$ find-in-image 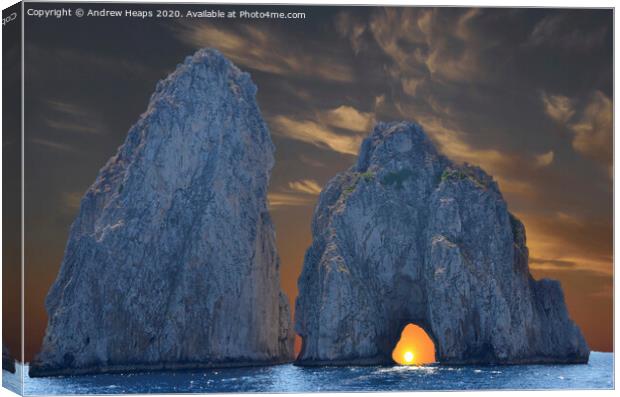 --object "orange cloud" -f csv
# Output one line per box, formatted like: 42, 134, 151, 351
288, 179, 322, 196
542, 90, 612, 173
569, 91, 612, 167
268, 179, 324, 210
268, 192, 315, 209
542, 93, 575, 124
271, 108, 366, 155
322, 105, 374, 132
534, 150, 554, 167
